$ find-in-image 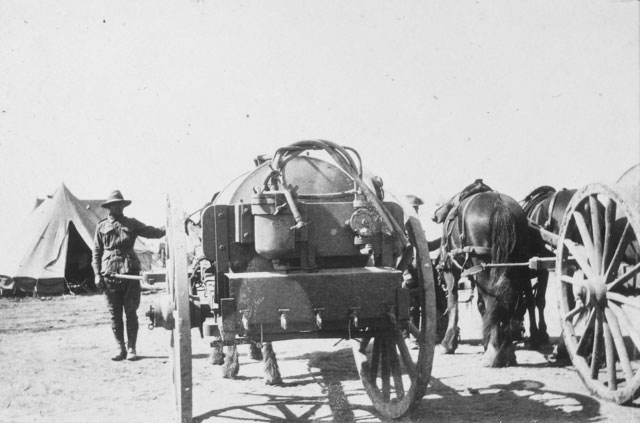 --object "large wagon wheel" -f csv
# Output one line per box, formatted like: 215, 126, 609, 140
351, 214, 436, 418
165, 195, 193, 423
556, 183, 640, 404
